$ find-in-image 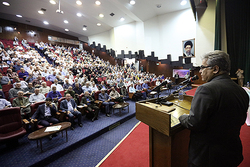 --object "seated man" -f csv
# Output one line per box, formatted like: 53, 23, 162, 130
29, 88, 46, 103
9, 82, 24, 99
25, 73, 35, 83
0, 73, 11, 85
46, 86, 62, 103
0, 98, 11, 109
74, 83, 84, 103
18, 68, 29, 79
82, 82, 93, 95
98, 88, 115, 117
39, 82, 51, 95
60, 93, 82, 130
136, 82, 147, 100
109, 87, 124, 103
12, 91, 31, 119
64, 86, 77, 103
32, 75, 43, 88
63, 79, 72, 90
23, 82, 35, 97
98, 81, 108, 90
51, 79, 64, 91
80, 91, 99, 122
129, 83, 144, 101
31, 98, 59, 127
